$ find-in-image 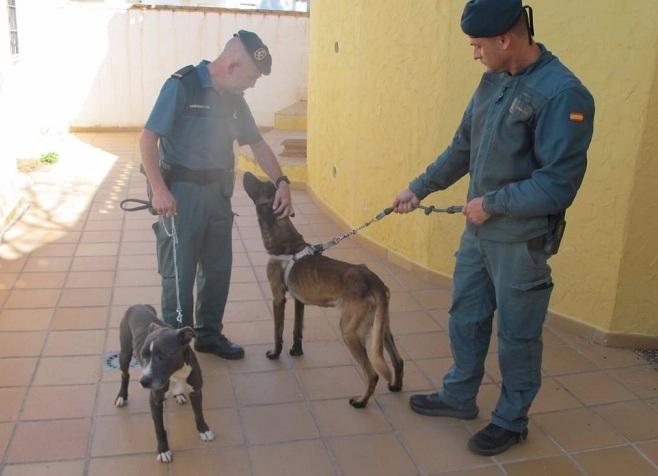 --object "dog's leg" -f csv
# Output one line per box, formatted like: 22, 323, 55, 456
290, 299, 304, 356
267, 293, 286, 359
384, 331, 404, 392
341, 311, 378, 408
187, 354, 214, 441
150, 387, 172, 463
115, 323, 133, 407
